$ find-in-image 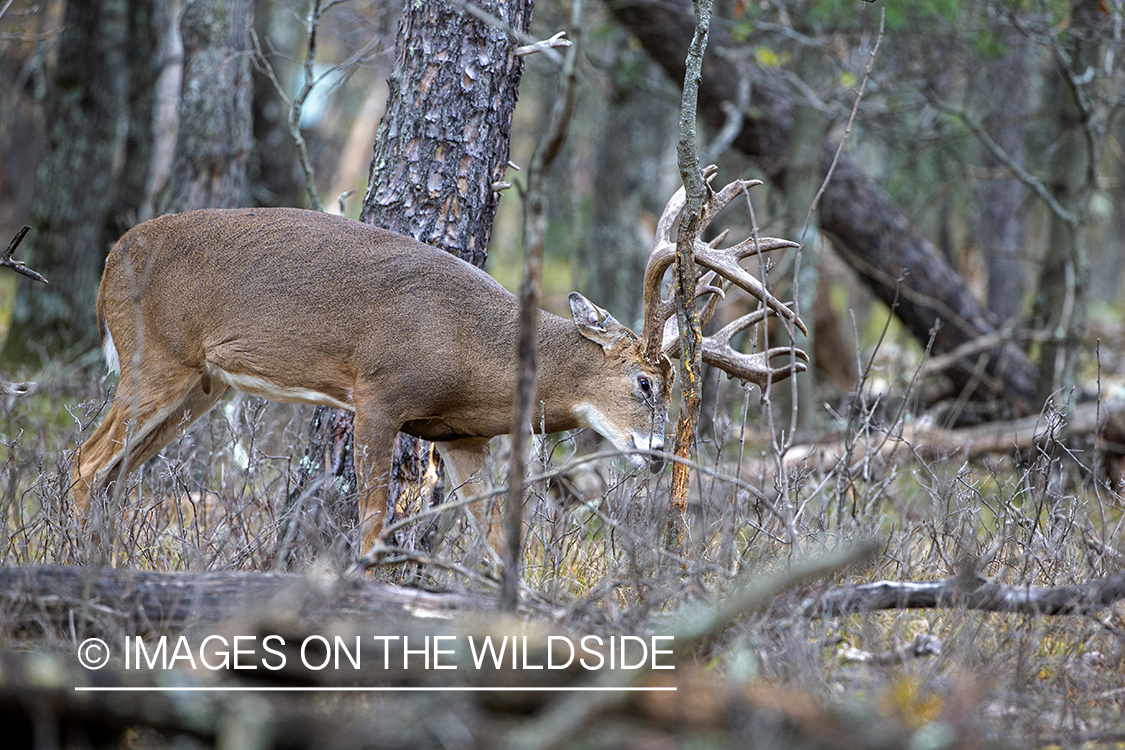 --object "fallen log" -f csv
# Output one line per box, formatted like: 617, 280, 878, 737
0, 565, 492, 639
805, 569, 1125, 618
757, 399, 1125, 478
